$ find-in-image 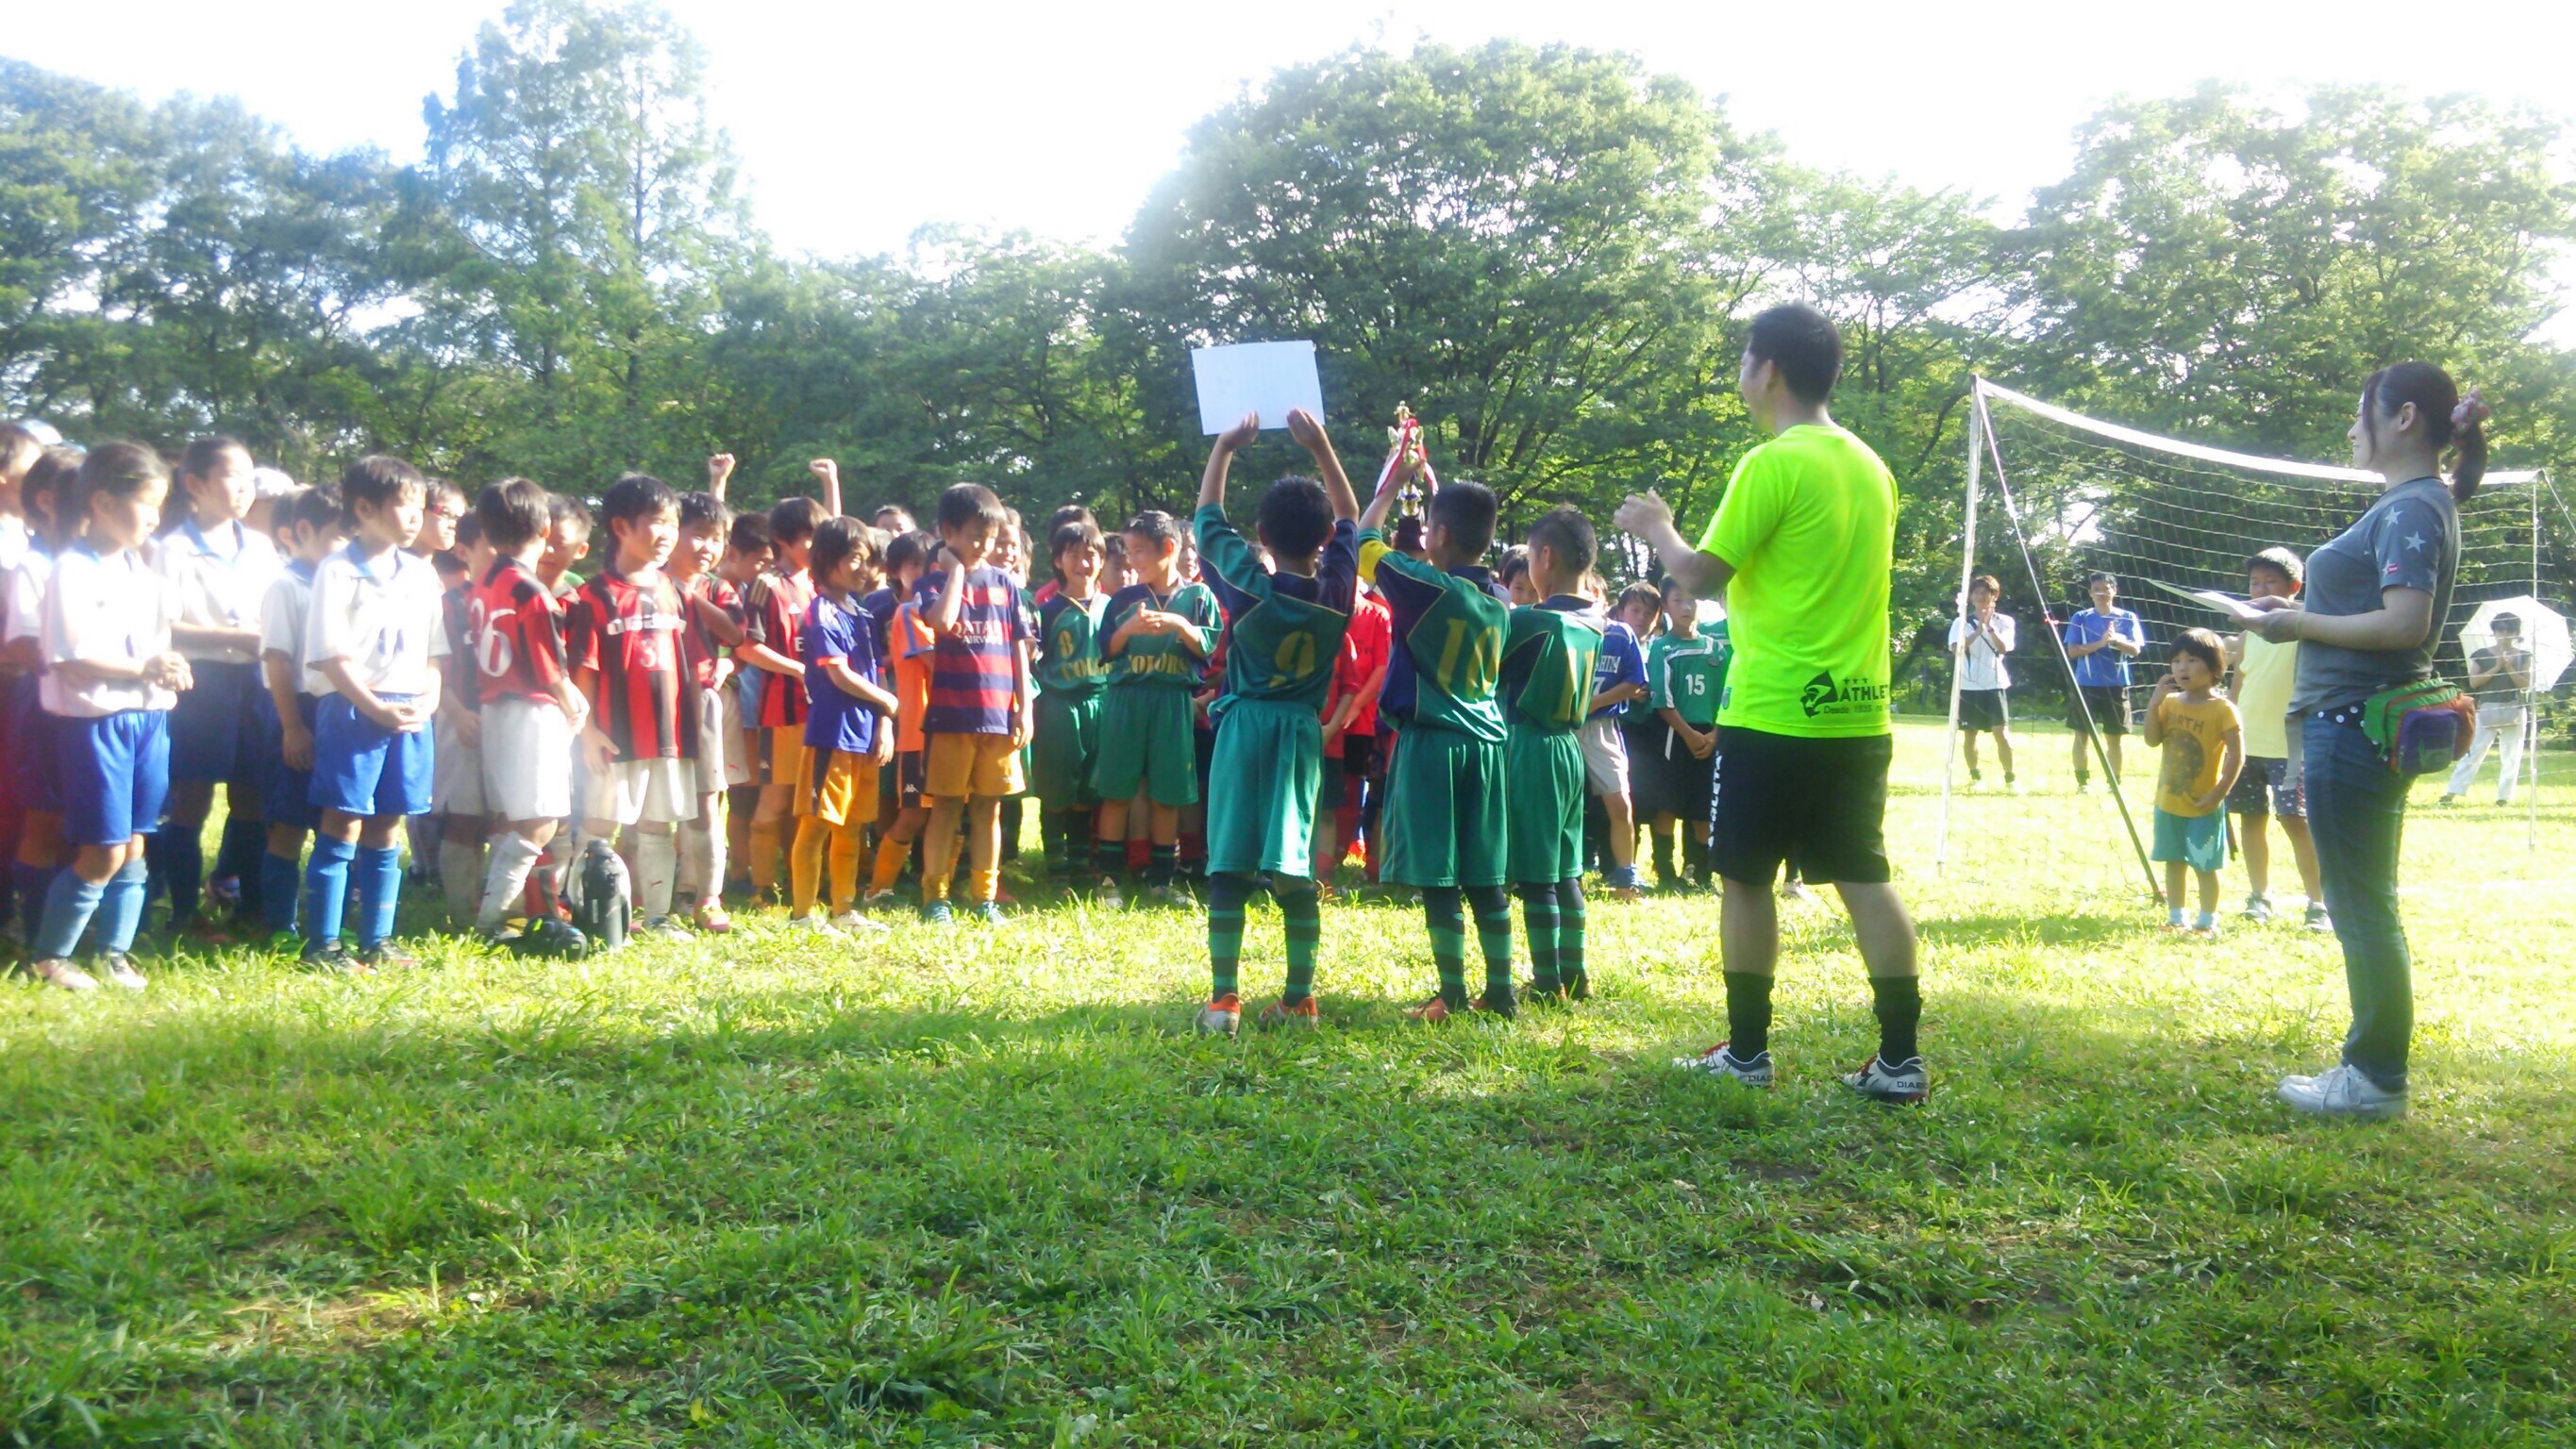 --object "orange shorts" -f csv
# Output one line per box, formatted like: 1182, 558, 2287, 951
797, 747, 880, 826
924, 732, 1025, 802
761, 725, 808, 790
